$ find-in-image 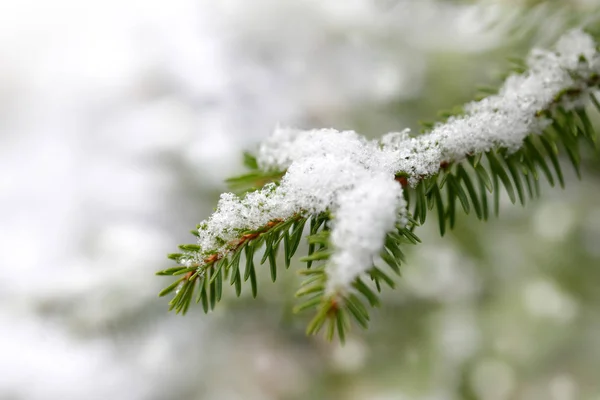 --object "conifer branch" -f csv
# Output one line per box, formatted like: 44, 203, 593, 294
158, 29, 600, 342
